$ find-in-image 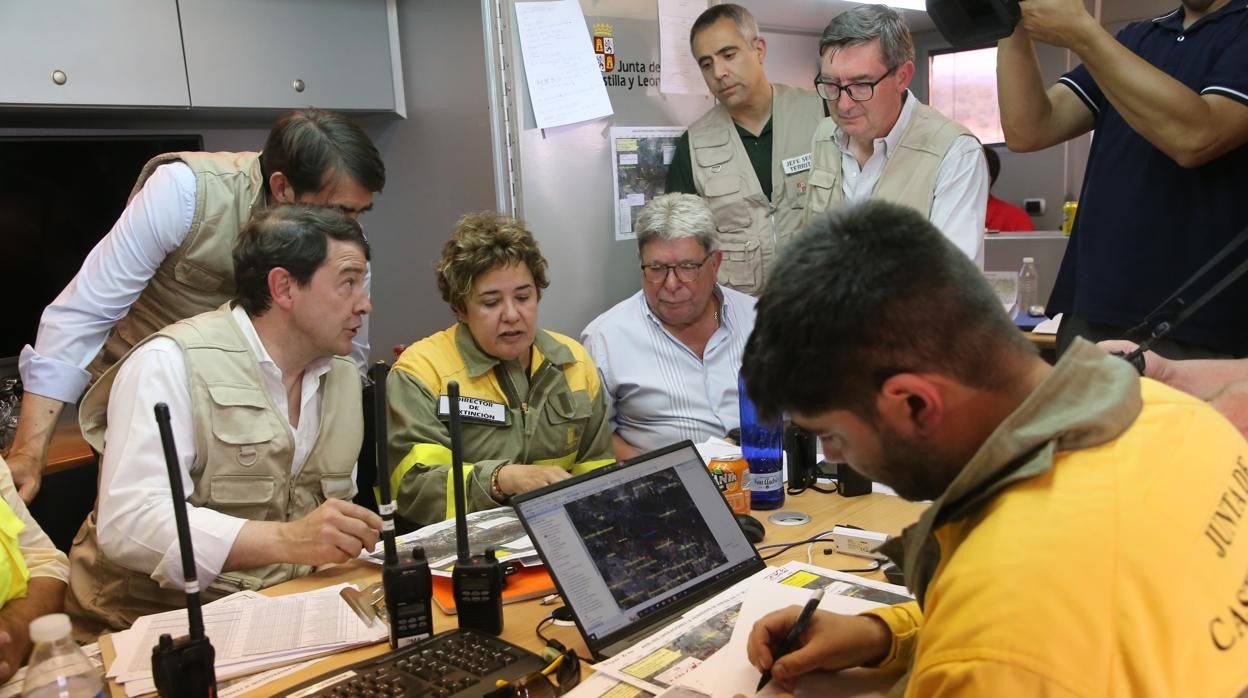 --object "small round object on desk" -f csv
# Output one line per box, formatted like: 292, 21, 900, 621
766, 511, 811, 526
